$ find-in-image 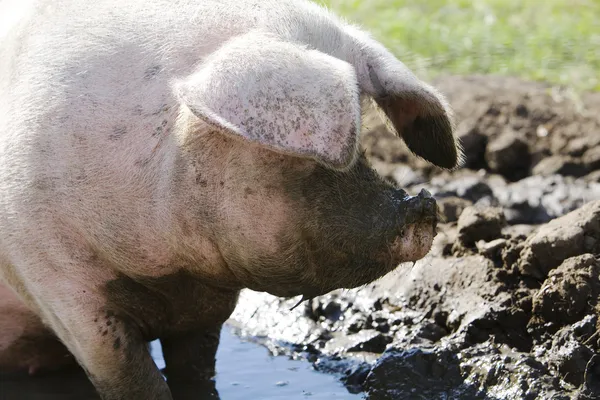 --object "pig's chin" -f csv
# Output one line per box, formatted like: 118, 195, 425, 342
386, 222, 436, 265
245, 221, 436, 299
339, 221, 437, 290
